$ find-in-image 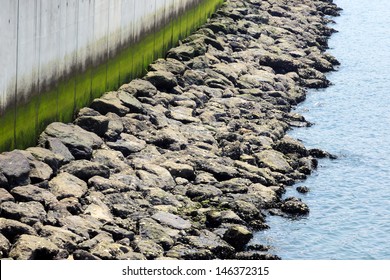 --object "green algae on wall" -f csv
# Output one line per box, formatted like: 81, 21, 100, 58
0, 0, 224, 152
